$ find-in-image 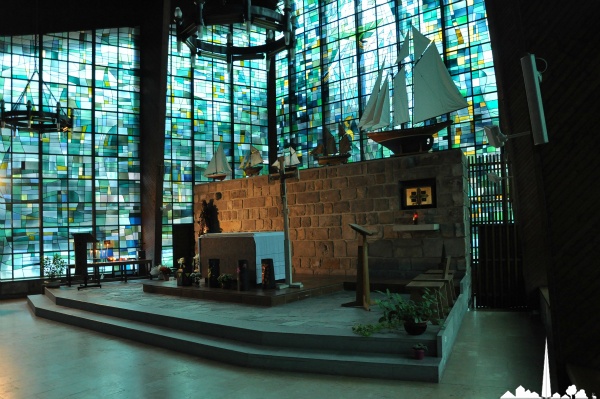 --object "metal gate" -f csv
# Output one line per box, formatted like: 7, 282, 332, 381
468, 154, 527, 309
473, 223, 526, 308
